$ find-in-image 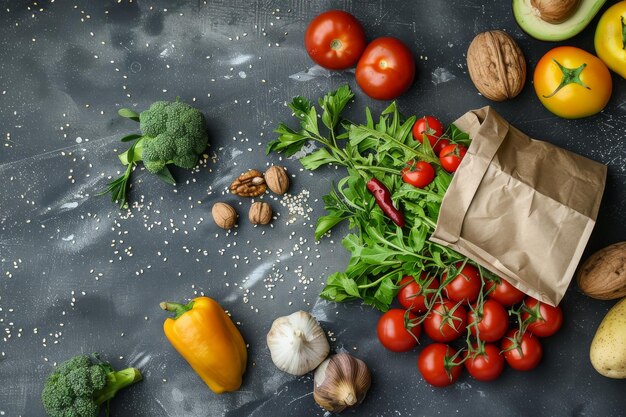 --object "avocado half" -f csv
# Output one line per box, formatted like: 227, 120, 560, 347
513, 0, 607, 41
